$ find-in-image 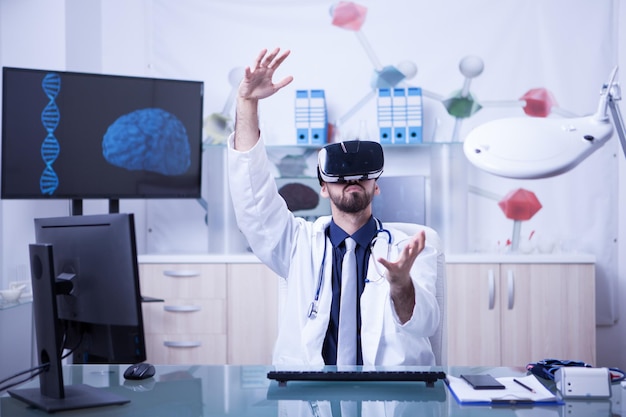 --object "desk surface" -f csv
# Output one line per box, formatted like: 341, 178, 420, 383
1, 365, 622, 416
